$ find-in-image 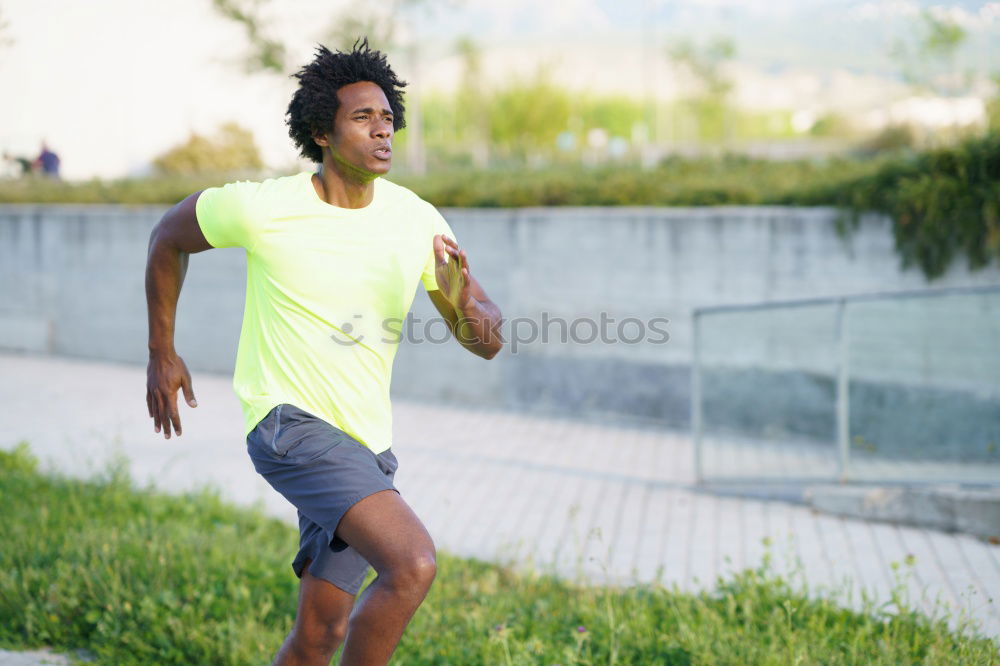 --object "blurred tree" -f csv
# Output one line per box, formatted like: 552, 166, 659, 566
210, 0, 443, 73
578, 97, 644, 141
153, 122, 263, 175
422, 88, 648, 168
809, 112, 855, 138
488, 68, 571, 163
988, 74, 1000, 132
666, 36, 735, 100
211, 0, 286, 74
890, 9, 968, 96
0, 5, 13, 49
322, 13, 396, 53
857, 124, 917, 156
454, 36, 490, 168
666, 36, 736, 143
319, 1, 442, 54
